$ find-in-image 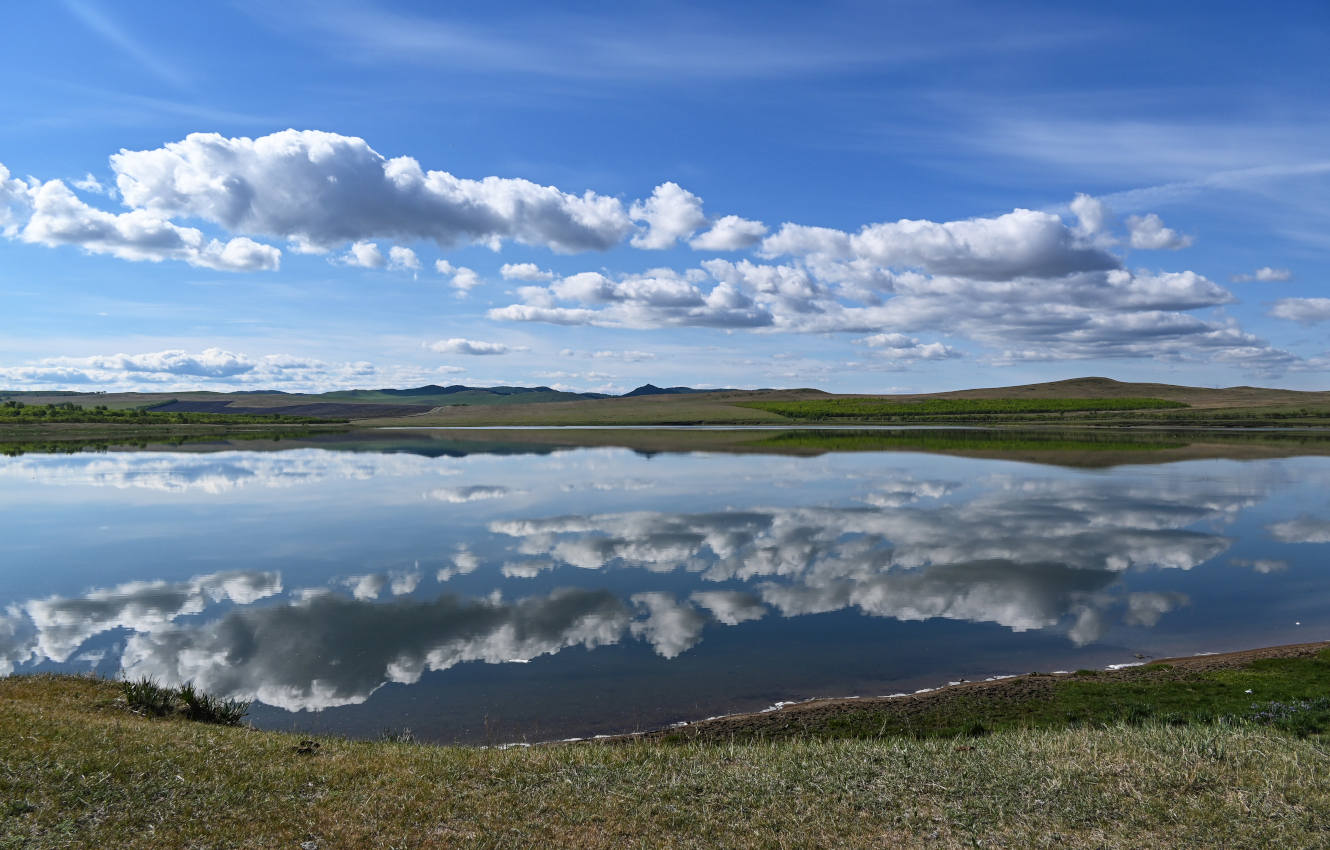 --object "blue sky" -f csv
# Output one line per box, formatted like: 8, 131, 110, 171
1, 0, 1327, 393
